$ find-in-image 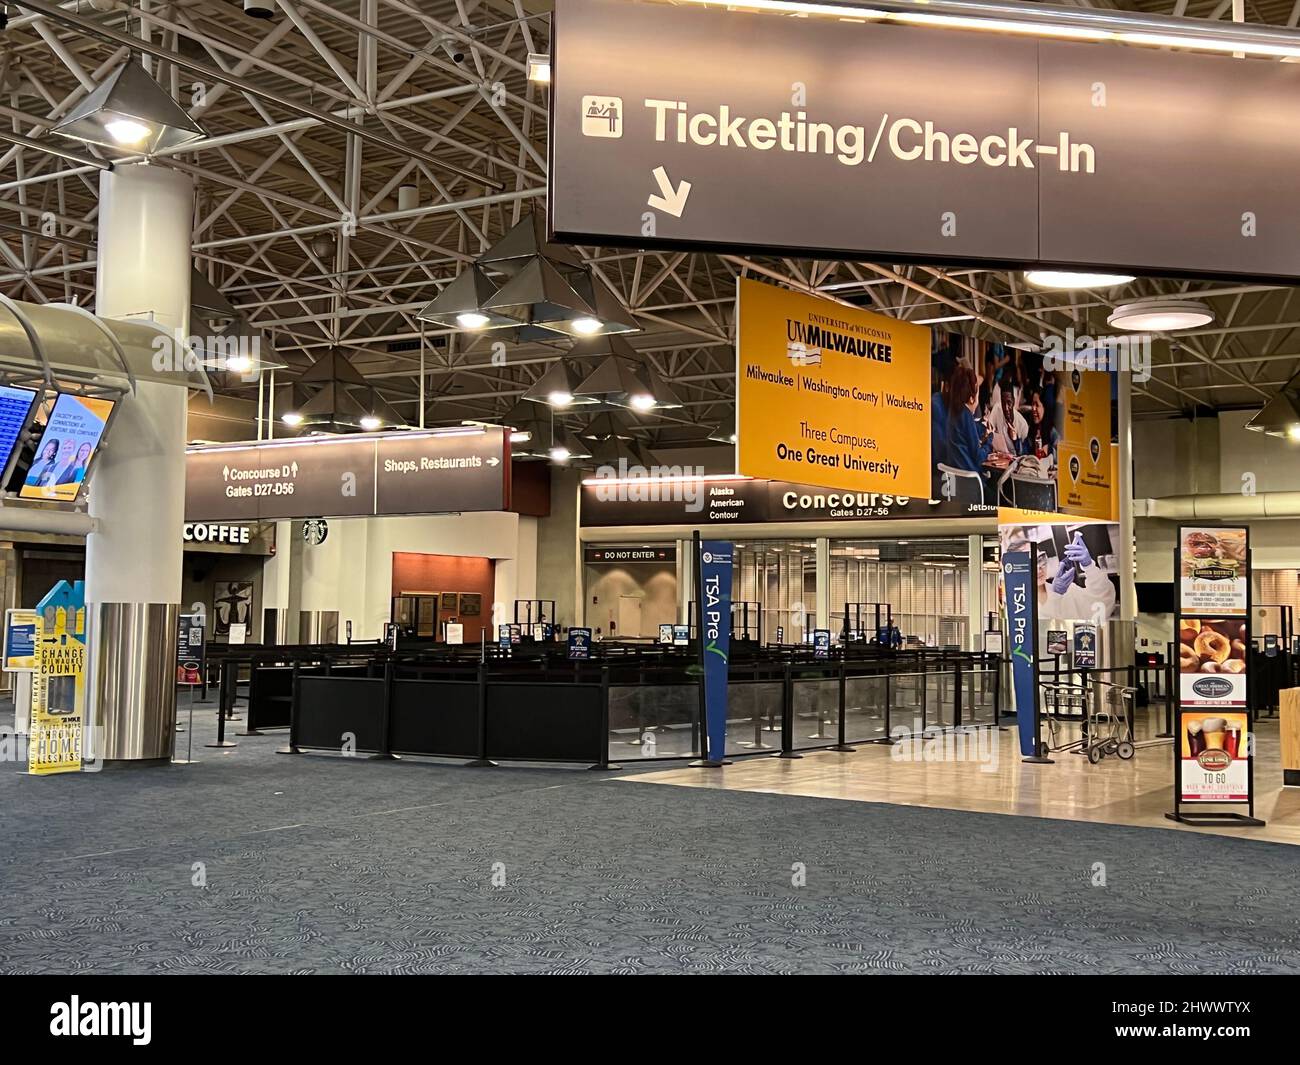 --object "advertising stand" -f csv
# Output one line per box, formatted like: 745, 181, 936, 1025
1167, 525, 1263, 827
